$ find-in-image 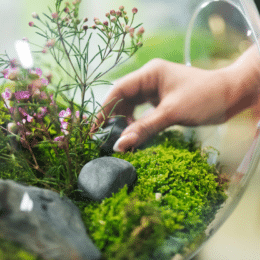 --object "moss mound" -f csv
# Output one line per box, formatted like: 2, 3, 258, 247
82, 131, 227, 259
